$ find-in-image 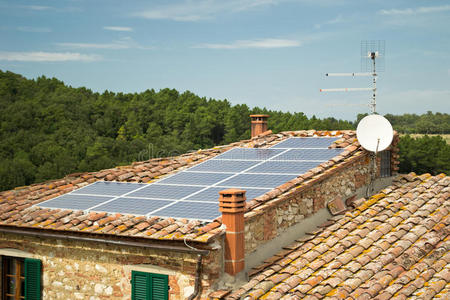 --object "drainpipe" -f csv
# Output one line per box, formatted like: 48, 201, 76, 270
187, 254, 203, 300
